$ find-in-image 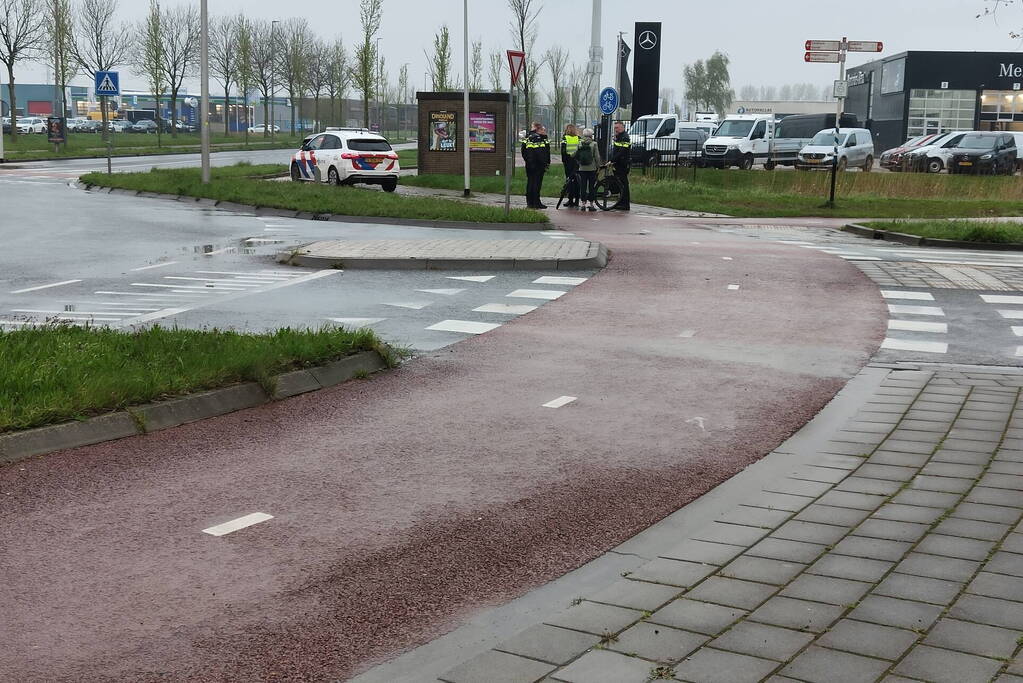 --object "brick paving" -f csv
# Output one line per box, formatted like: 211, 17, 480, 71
438, 363, 1023, 683
855, 261, 1023, 291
